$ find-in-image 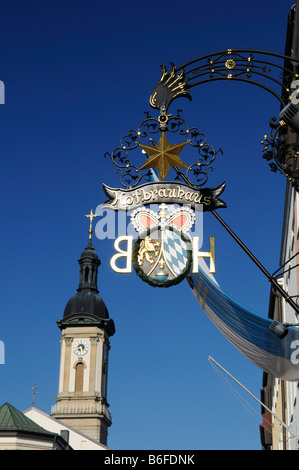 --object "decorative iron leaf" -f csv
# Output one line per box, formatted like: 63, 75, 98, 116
262, 151, 274, 162
269, 162, 278, 172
